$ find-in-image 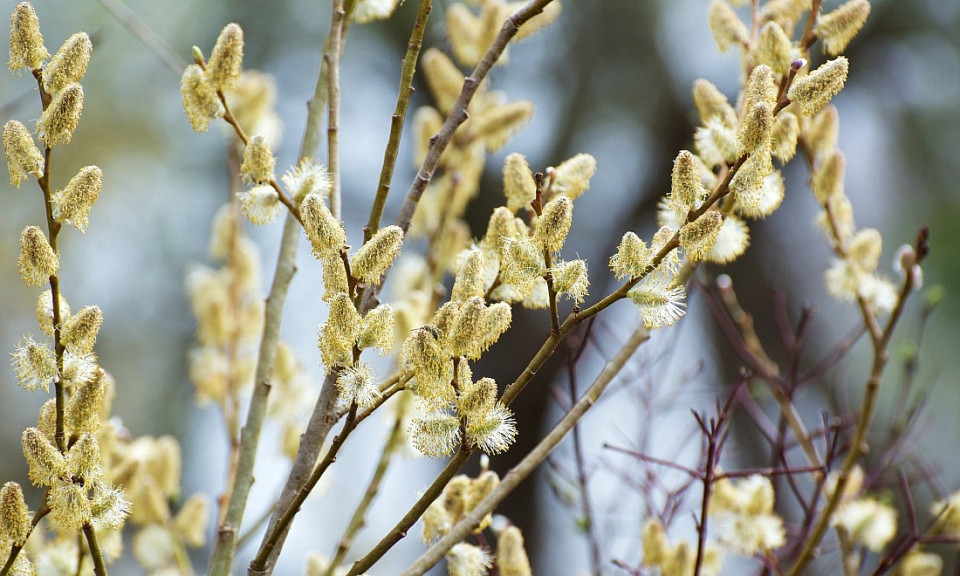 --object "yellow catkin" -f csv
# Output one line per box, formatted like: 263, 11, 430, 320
422, 48, 464, 114
3, 119, 43, 187
692, 79, 737, 127
788, 57, 849, 117
497, 526, 532, 576
17, 225, 58, 286
812, 150, 845, 204
36, 82, 83, 147
8, 2, 49, 71
180, 64, 223, 133
352, 225, 404, 284
66, 432, 100, 479
300, 193, 346, 258
805, 104, 839, 157
240, 134, 276, 184
754, 21, 794, 75
173, 494, 209, 548
65, 368, 106, 434
62, 304, 103, 353
737, 101, 773, 155
816, 0, 871, 56
205, 23, 244, 91
709, 0, 748, 52
358, 304, 395, 353
535, 195, 573, 253
609, 231, 651, 279
680, 211, 724, 261
0, 482, 30, 545
451, 249, 486, 303
42, 32, 92, 94
770, 112, 799, 162
472, 100, 535, 152
446, 4, 482, 66
503, 152, 536, 213
549, 153, 597, 199
670, 150, 703, 212
745, 64, 778, 109
52, 165, 103, 233
412, 106, 444, 167
21, 427, 65, 486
